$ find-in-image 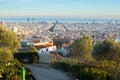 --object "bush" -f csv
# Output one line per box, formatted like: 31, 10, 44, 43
0, 59, 33, 80
93, 39, 120, 64
53, 62, 72, 72
52, 62, 114, 80
14, 52, 39, 64
0, 48, 13, 63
